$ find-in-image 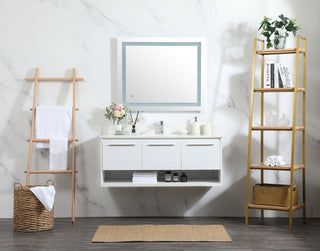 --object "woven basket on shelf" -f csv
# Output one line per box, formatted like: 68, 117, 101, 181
13, 180, 54, 232
253, 183, 298, 207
